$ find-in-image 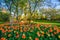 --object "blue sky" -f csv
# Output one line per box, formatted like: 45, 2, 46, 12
0, 0, 5, 8
51, 0, 60, 9
45, 0, 60, 8
0, 0, 60, 9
